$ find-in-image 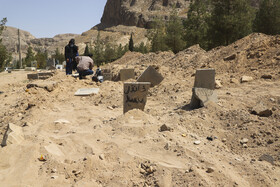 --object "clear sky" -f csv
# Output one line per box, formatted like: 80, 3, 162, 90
0, 0, 107, 38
